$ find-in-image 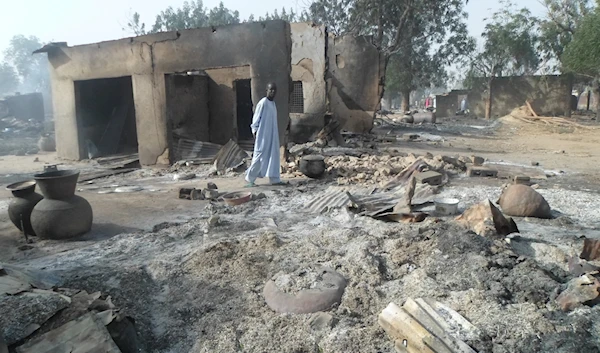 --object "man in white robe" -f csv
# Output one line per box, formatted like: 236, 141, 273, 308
245, 82, 284, 187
